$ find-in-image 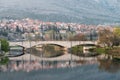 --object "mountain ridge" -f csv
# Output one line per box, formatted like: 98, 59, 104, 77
0, 0, 120, 24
